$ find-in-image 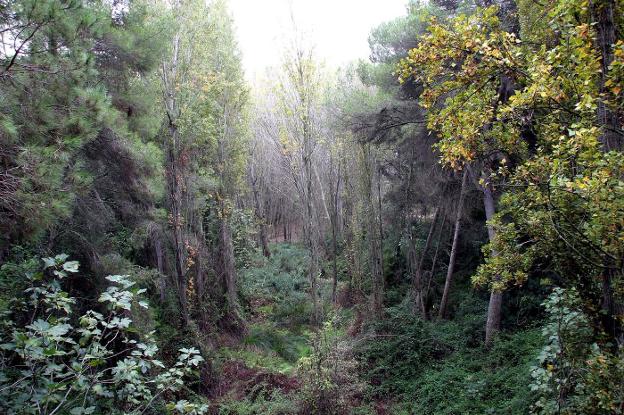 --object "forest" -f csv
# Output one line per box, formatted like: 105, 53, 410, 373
0, 0, 623, 413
